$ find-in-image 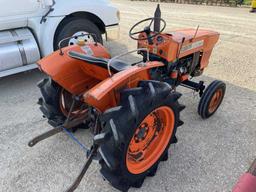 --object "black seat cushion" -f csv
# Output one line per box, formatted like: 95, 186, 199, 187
68, 51, 130, 73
